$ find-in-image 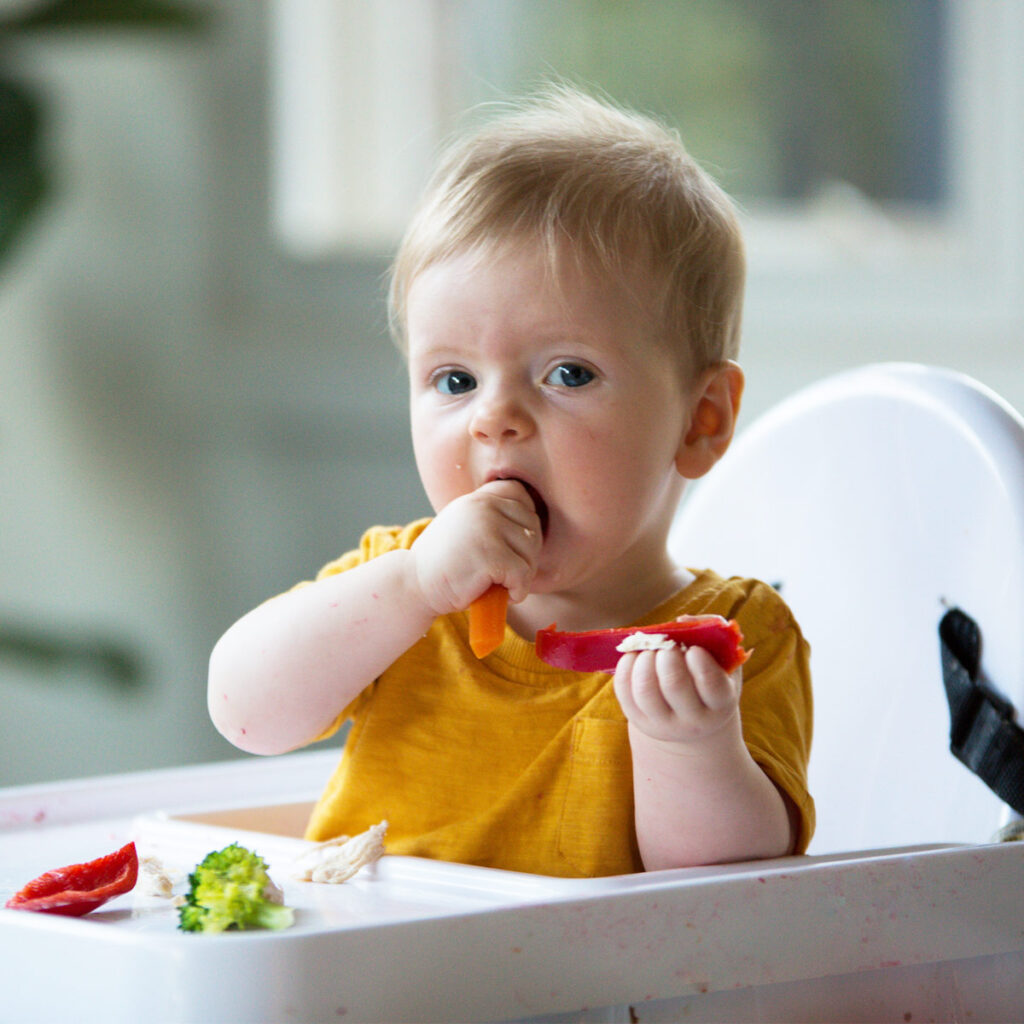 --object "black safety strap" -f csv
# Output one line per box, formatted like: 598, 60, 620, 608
939, 606, 1024, 817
